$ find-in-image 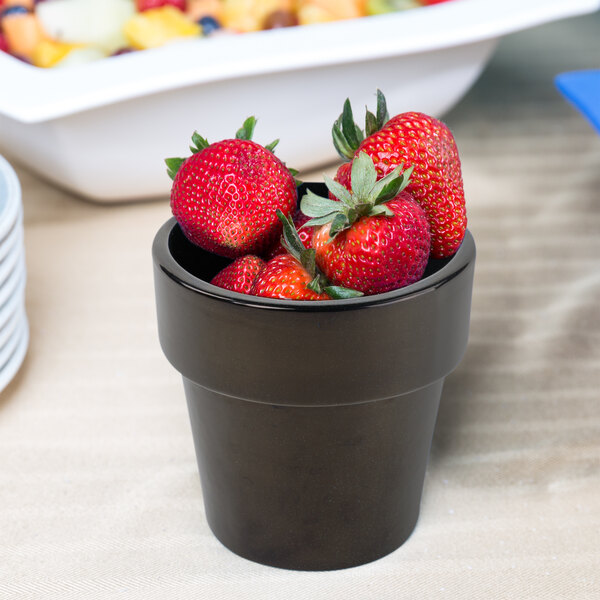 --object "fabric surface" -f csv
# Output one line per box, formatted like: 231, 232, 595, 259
1, 13, 600, 600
